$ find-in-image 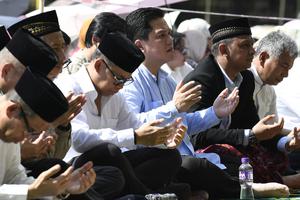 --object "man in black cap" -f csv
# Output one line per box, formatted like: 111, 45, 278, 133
55, 31, 187, 199
182, 17, 293, 196
123, 8, 289, 199
8, 10, 69, 80
0, 68, 96, 199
